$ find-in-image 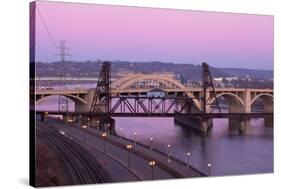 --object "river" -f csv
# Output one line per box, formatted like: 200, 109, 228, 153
35, 83, 273, 176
